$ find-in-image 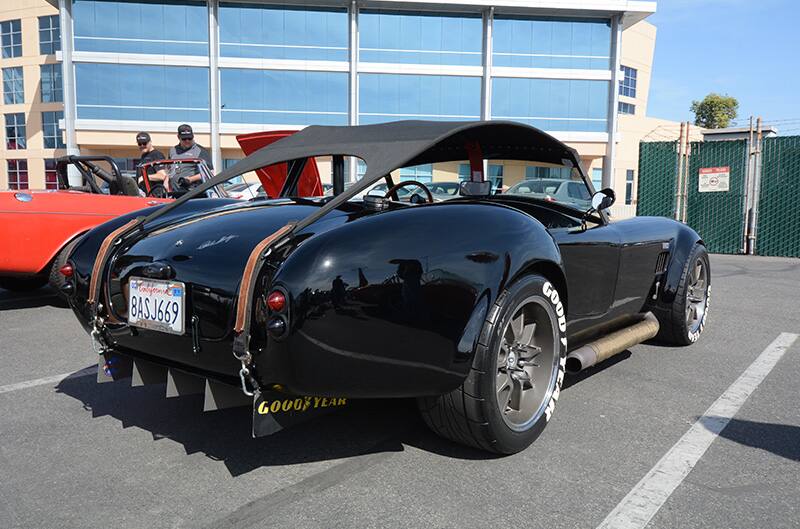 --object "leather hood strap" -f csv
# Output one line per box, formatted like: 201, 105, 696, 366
234, 223, 296, 337
88, 218, 141, 312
